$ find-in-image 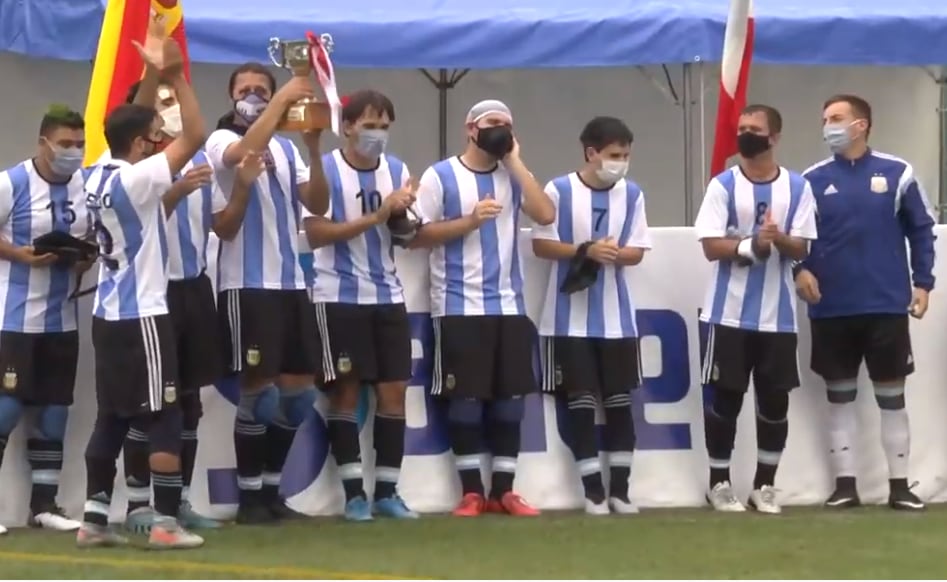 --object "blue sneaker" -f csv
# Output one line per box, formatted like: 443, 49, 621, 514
123, 507, 156, 535
344, 496, 374, 522
179, 500, 221, 529
374, 495, 419, 519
